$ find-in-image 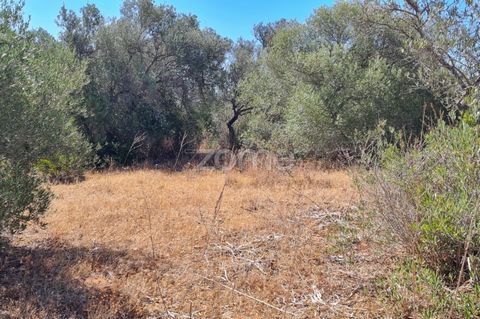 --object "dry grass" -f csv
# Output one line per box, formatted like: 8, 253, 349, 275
1, 168, 393, 318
